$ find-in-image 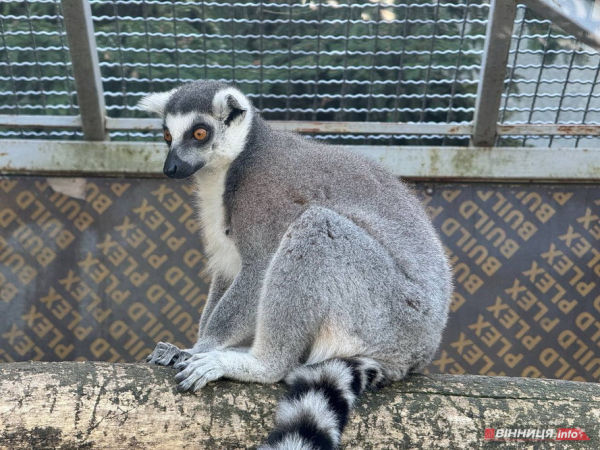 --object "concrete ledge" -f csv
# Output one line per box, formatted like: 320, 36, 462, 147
1, 140, 600, 180
0, 362, 598, 448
